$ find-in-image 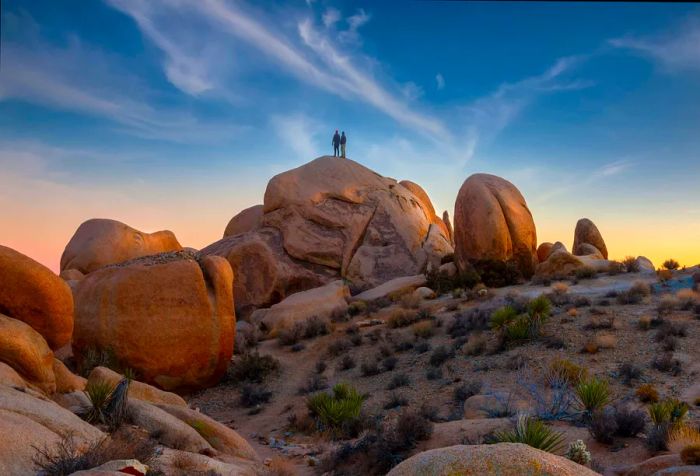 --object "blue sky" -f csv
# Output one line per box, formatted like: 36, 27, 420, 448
1, 0, 699, 270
